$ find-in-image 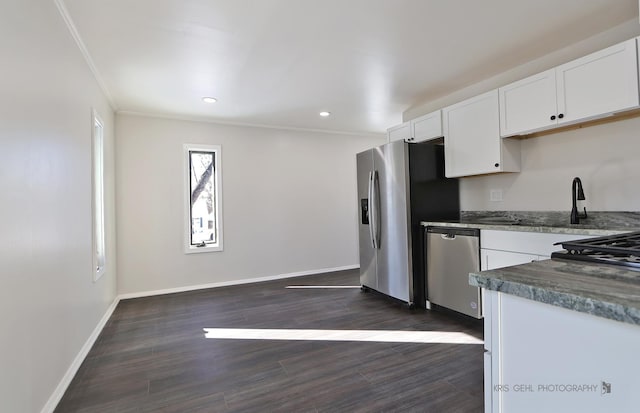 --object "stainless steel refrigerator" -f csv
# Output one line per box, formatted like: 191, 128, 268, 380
356, 140, 459, 308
